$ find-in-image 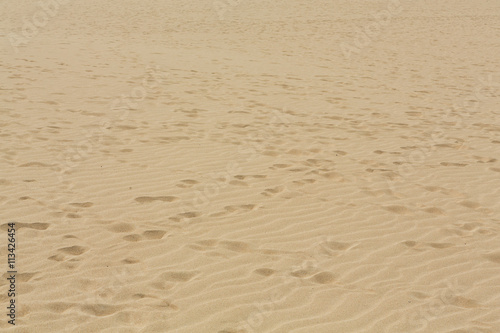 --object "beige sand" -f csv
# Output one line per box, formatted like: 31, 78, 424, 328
1, 0, 500, 332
